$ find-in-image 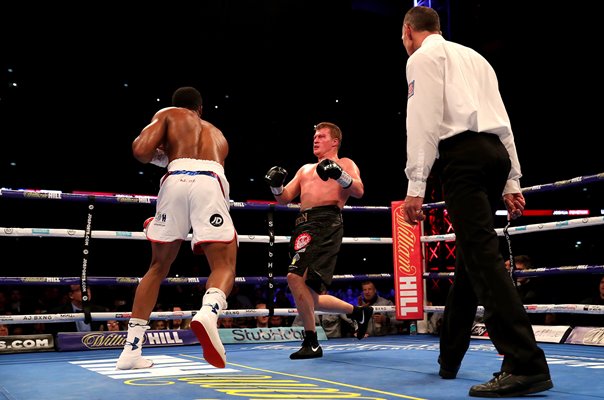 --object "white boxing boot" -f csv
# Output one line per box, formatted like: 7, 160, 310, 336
190, 288, 227, 368
116, 318, 153, 370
